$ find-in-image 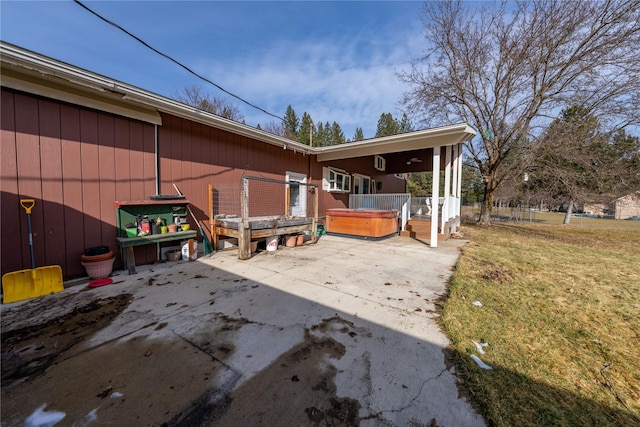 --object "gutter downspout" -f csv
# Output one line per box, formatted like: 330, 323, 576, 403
154, 124, 159, 195
154, 124, 160, 261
